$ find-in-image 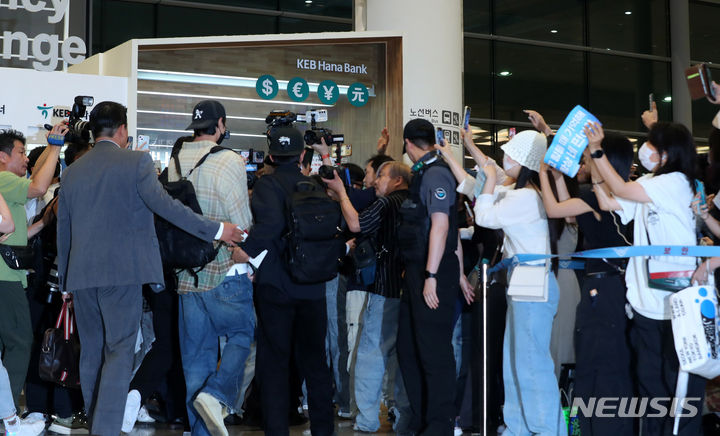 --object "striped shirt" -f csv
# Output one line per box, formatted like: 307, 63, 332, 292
358, 189, 409, 299
167, 140, 252, 293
